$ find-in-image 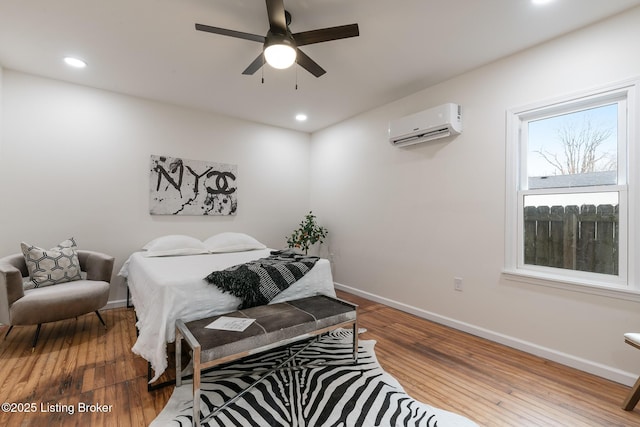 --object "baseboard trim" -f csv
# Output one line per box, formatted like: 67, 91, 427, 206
334, 282, 636, 387
104, 299, 128, 310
